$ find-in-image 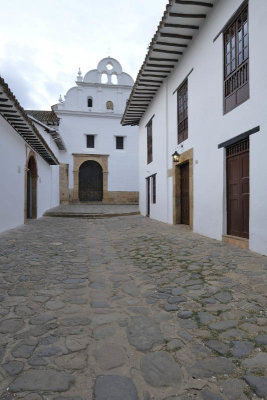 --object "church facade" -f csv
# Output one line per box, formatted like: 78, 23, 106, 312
53, 57, 139, 204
